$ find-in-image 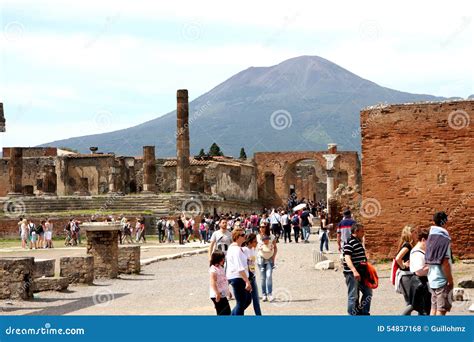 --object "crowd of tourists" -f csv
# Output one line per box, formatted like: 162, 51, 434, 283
17, 217, 55, 249
338, 209, 455, 316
